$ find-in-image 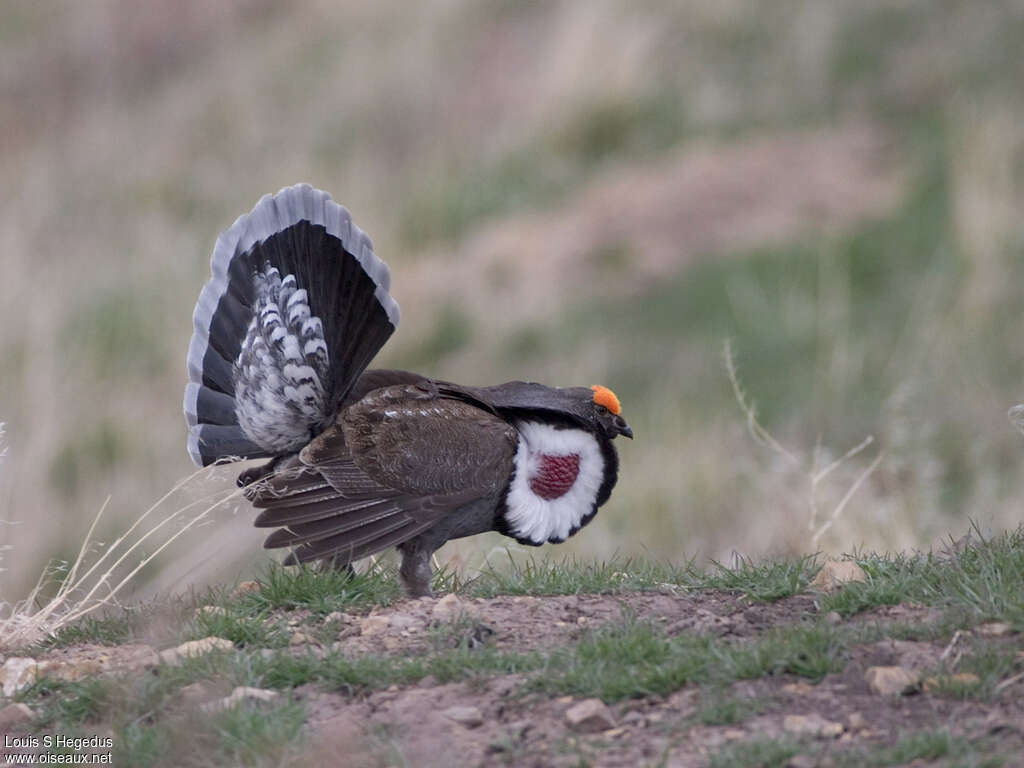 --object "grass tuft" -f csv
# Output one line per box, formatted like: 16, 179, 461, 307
535, 615, 846, 702
238, 562, 399, 615
468, 553, 689, 598
695, 555, 818, 601
822, 525, 1024, 628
